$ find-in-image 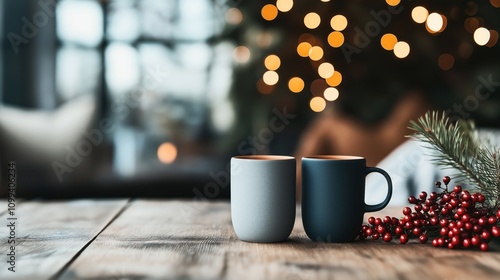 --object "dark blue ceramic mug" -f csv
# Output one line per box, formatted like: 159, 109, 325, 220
301, 155, 392, 242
